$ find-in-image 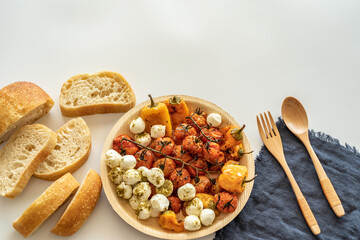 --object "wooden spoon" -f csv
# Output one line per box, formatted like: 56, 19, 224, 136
281, 96, 345, 217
